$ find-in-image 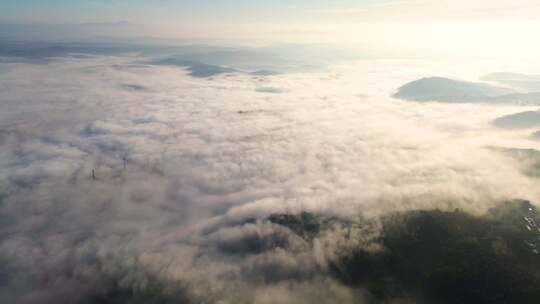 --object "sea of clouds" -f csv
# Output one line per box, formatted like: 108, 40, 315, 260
1, 50, 540, 303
